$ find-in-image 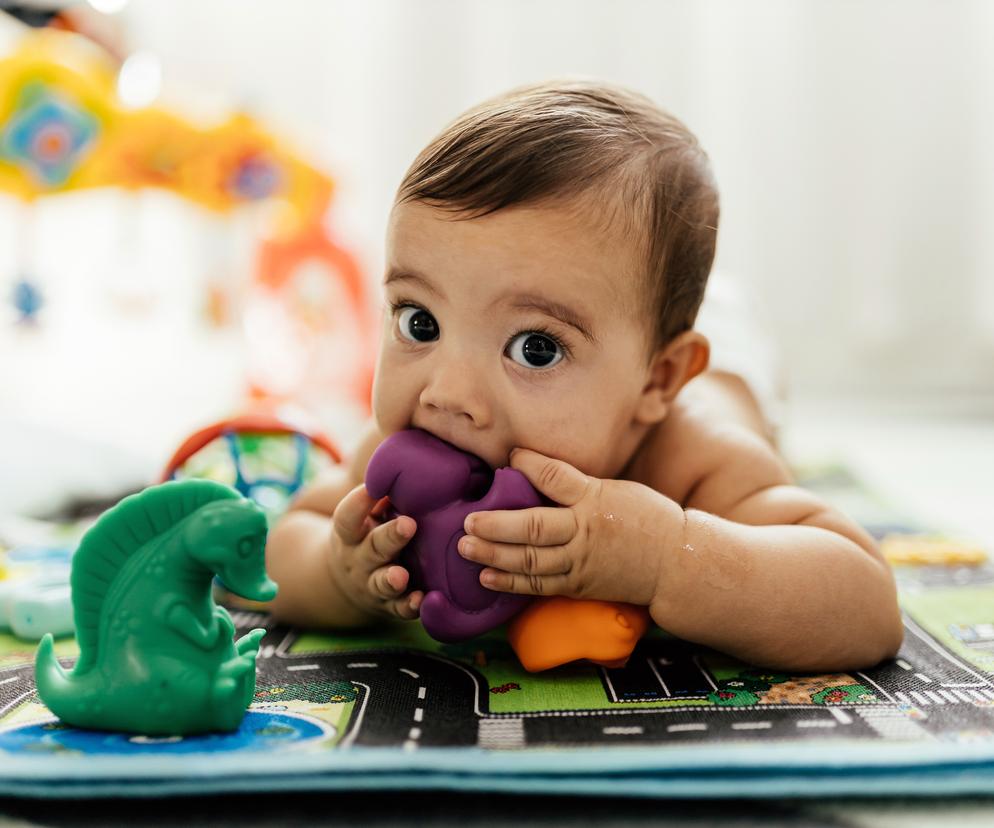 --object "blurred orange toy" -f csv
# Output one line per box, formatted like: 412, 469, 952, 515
246, 220, 376, 414
508, 597, 651, 672
162, 408, 342, 521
